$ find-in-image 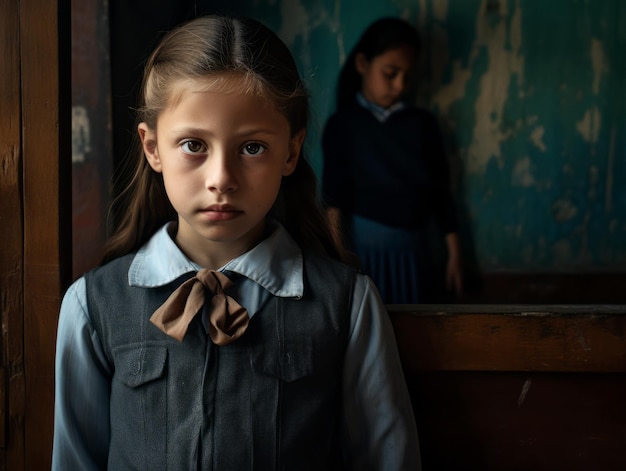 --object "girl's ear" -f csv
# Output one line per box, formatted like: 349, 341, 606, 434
138, 122, 161, 172
355, 52, 369, 76
283, 129, 306, 176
